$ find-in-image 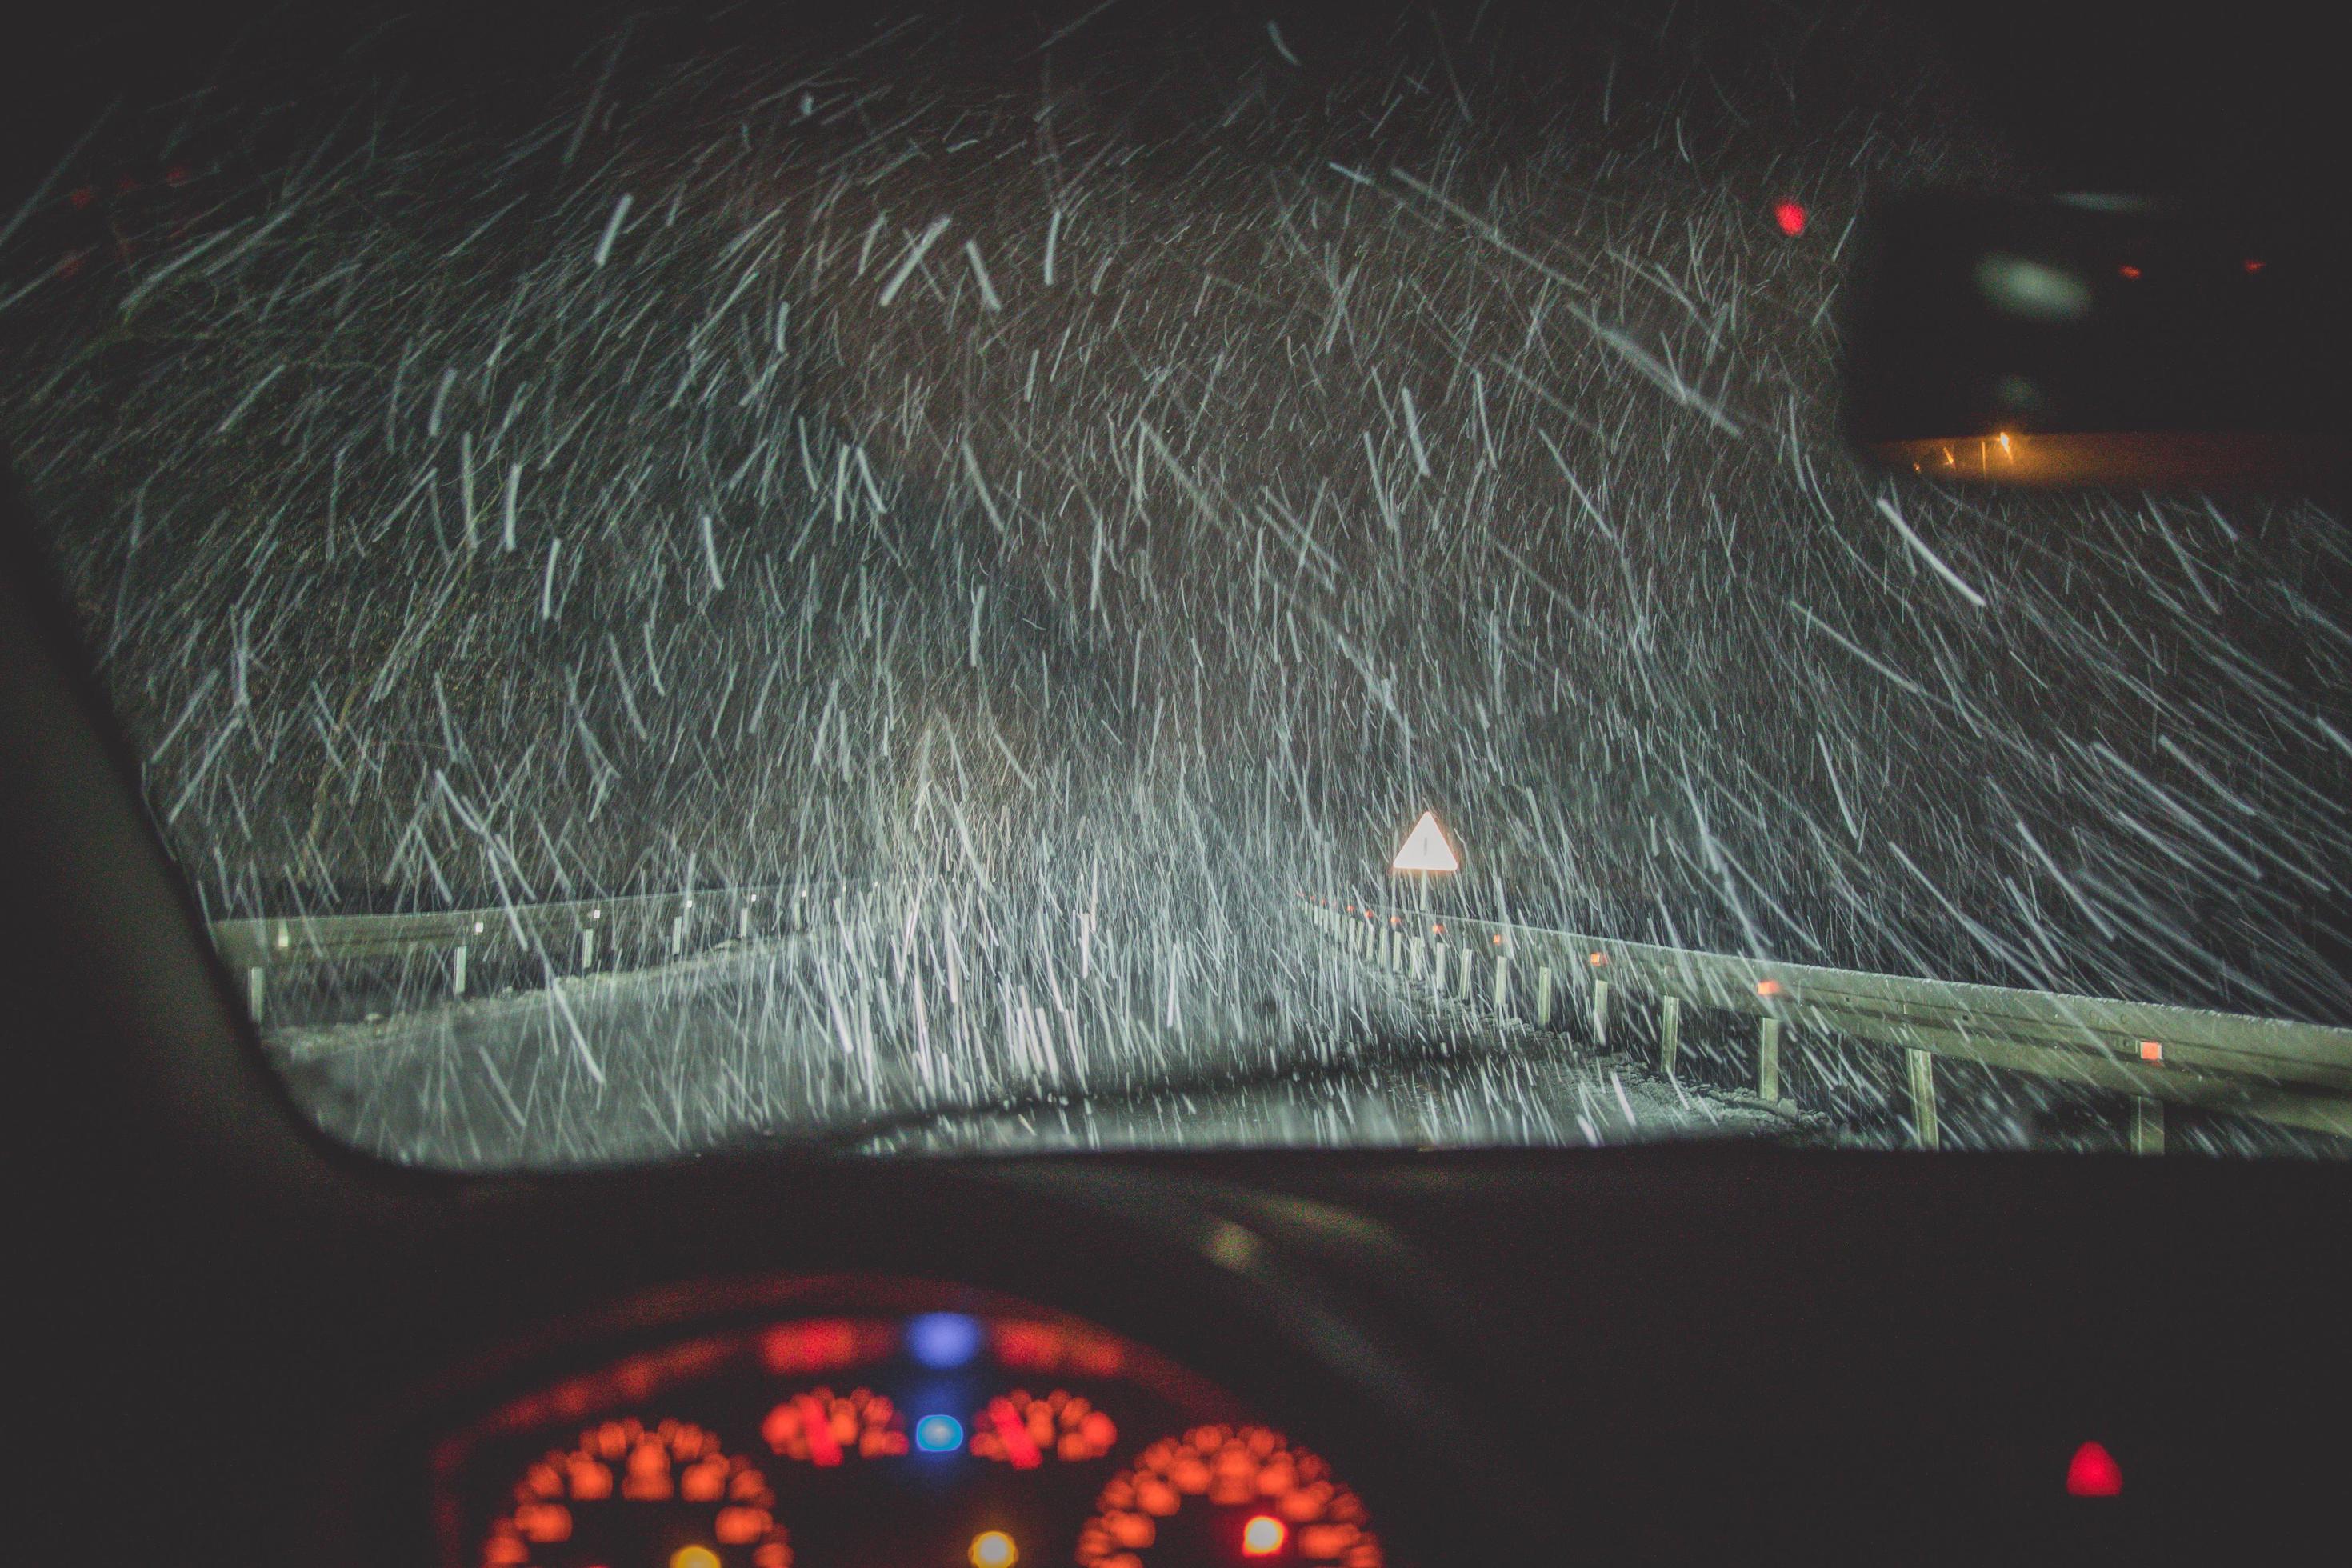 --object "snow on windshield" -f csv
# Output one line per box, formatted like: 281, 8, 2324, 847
6, 3, 2348, 1165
